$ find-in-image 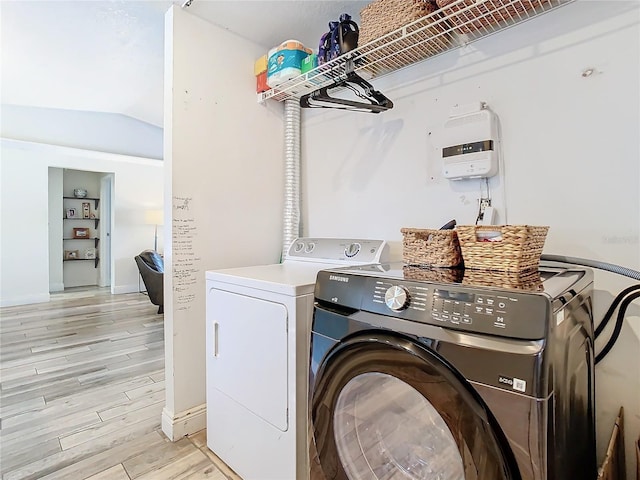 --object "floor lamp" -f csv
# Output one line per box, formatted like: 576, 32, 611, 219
145, 209, 164, 252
